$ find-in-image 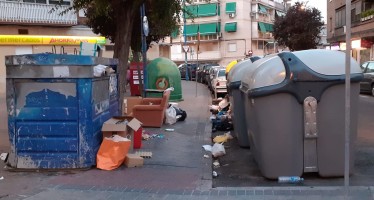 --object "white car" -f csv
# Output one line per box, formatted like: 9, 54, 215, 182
211, 68, 227, 98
